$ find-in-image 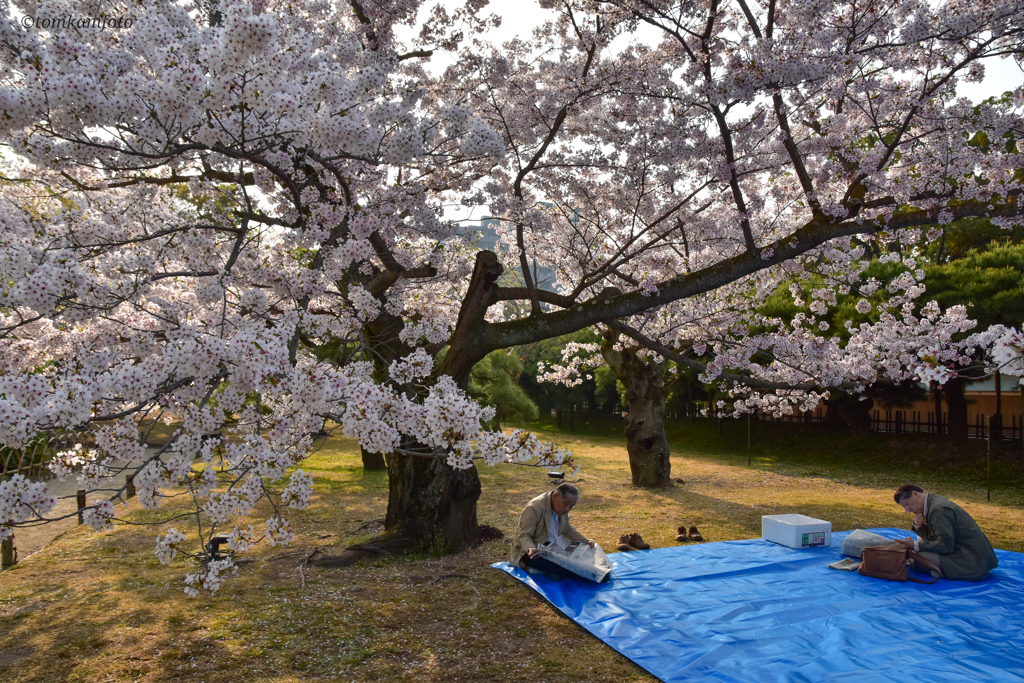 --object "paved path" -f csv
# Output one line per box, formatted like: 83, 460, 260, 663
5, 452, 152, 562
